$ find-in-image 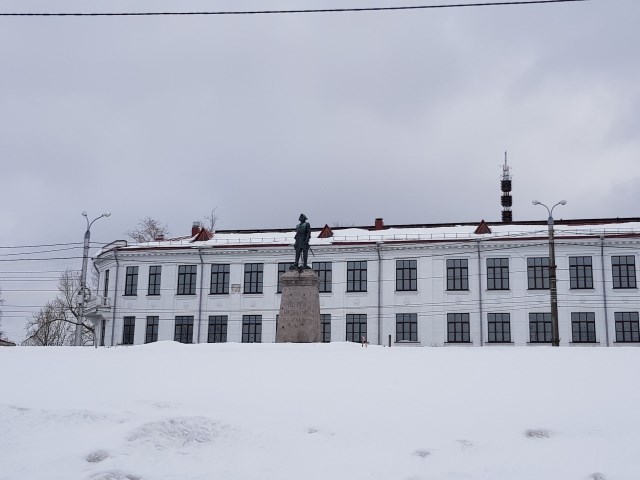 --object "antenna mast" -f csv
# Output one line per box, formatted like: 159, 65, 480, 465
501, 151, 513, 223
